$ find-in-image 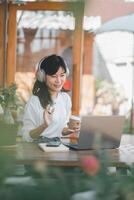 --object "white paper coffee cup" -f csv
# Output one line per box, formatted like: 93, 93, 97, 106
68, 115, 81, 130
